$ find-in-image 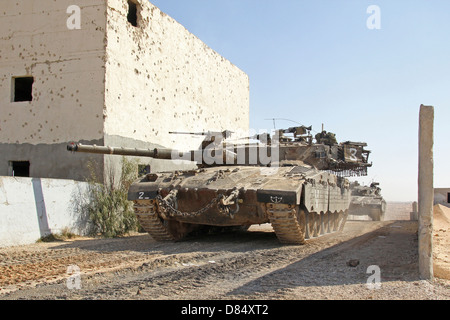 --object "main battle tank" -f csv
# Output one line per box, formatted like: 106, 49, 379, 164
348, 182, 386, 221
67, 126, 372, 244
